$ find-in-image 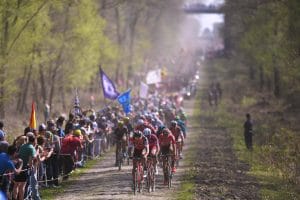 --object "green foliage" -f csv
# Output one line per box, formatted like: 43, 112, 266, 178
241, 96, 257, 107
212, 102, 300, 199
